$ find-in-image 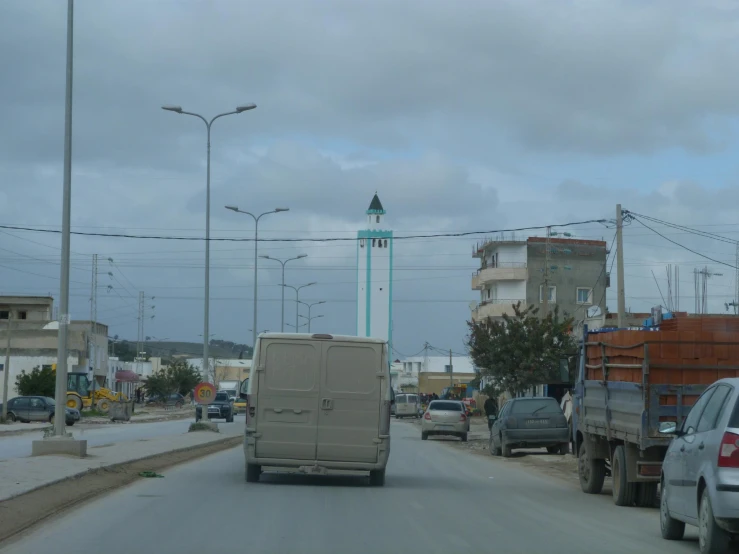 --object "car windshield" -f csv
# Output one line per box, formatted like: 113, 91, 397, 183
214, 392, 229, 402
511, 399, 561, 414
429, 401, 462, 411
